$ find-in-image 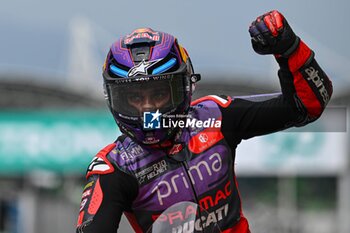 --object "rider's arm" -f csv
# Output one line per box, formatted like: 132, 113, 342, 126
219, 11, 332, 146
220, 53, 332, 145
76, 162, 138, 233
